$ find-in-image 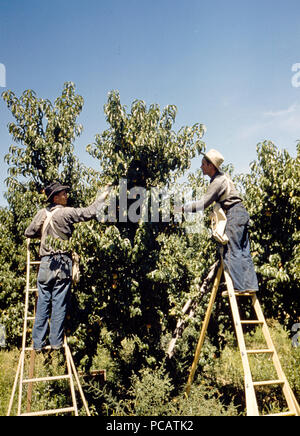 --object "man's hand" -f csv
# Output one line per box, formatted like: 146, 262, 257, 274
173, 205, 183, 214
97, 185, 112, 202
